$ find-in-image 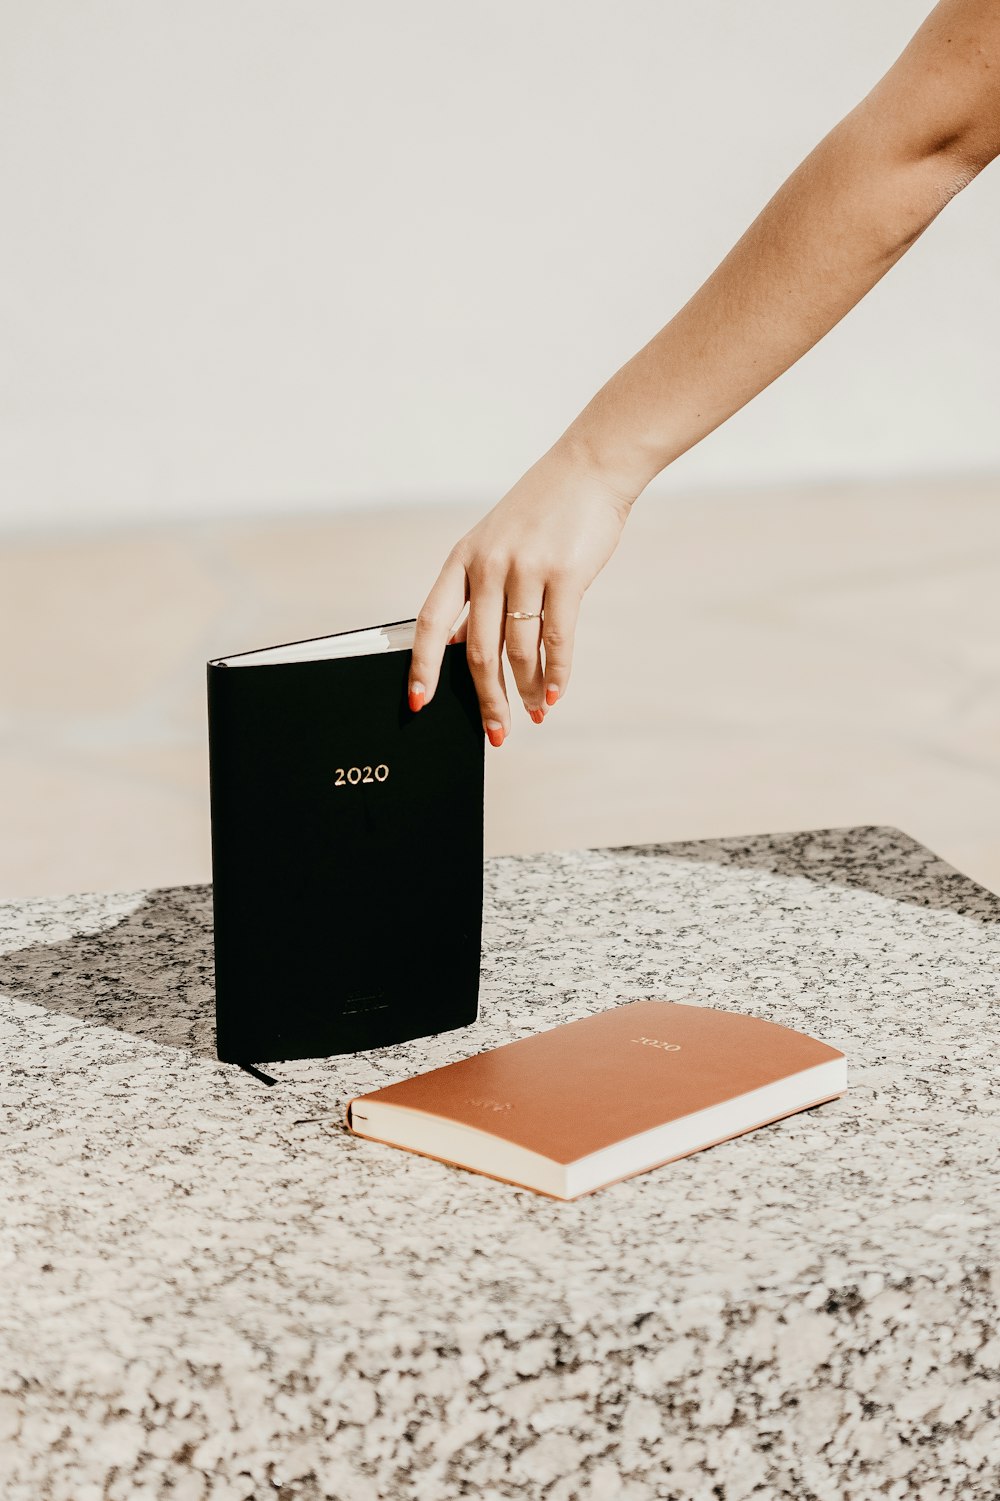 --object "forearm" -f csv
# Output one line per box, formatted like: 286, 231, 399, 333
561, 0, 1000, 499
412, 1, 1000, 732
563, 123, 974, 498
